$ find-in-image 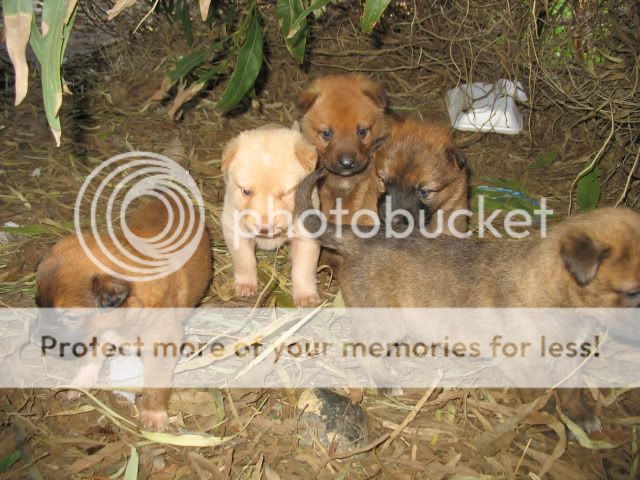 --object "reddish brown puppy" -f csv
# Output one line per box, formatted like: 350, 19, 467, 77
298, 73, 388, 223
35, 193, 212, 431
375, 117, 470, 236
